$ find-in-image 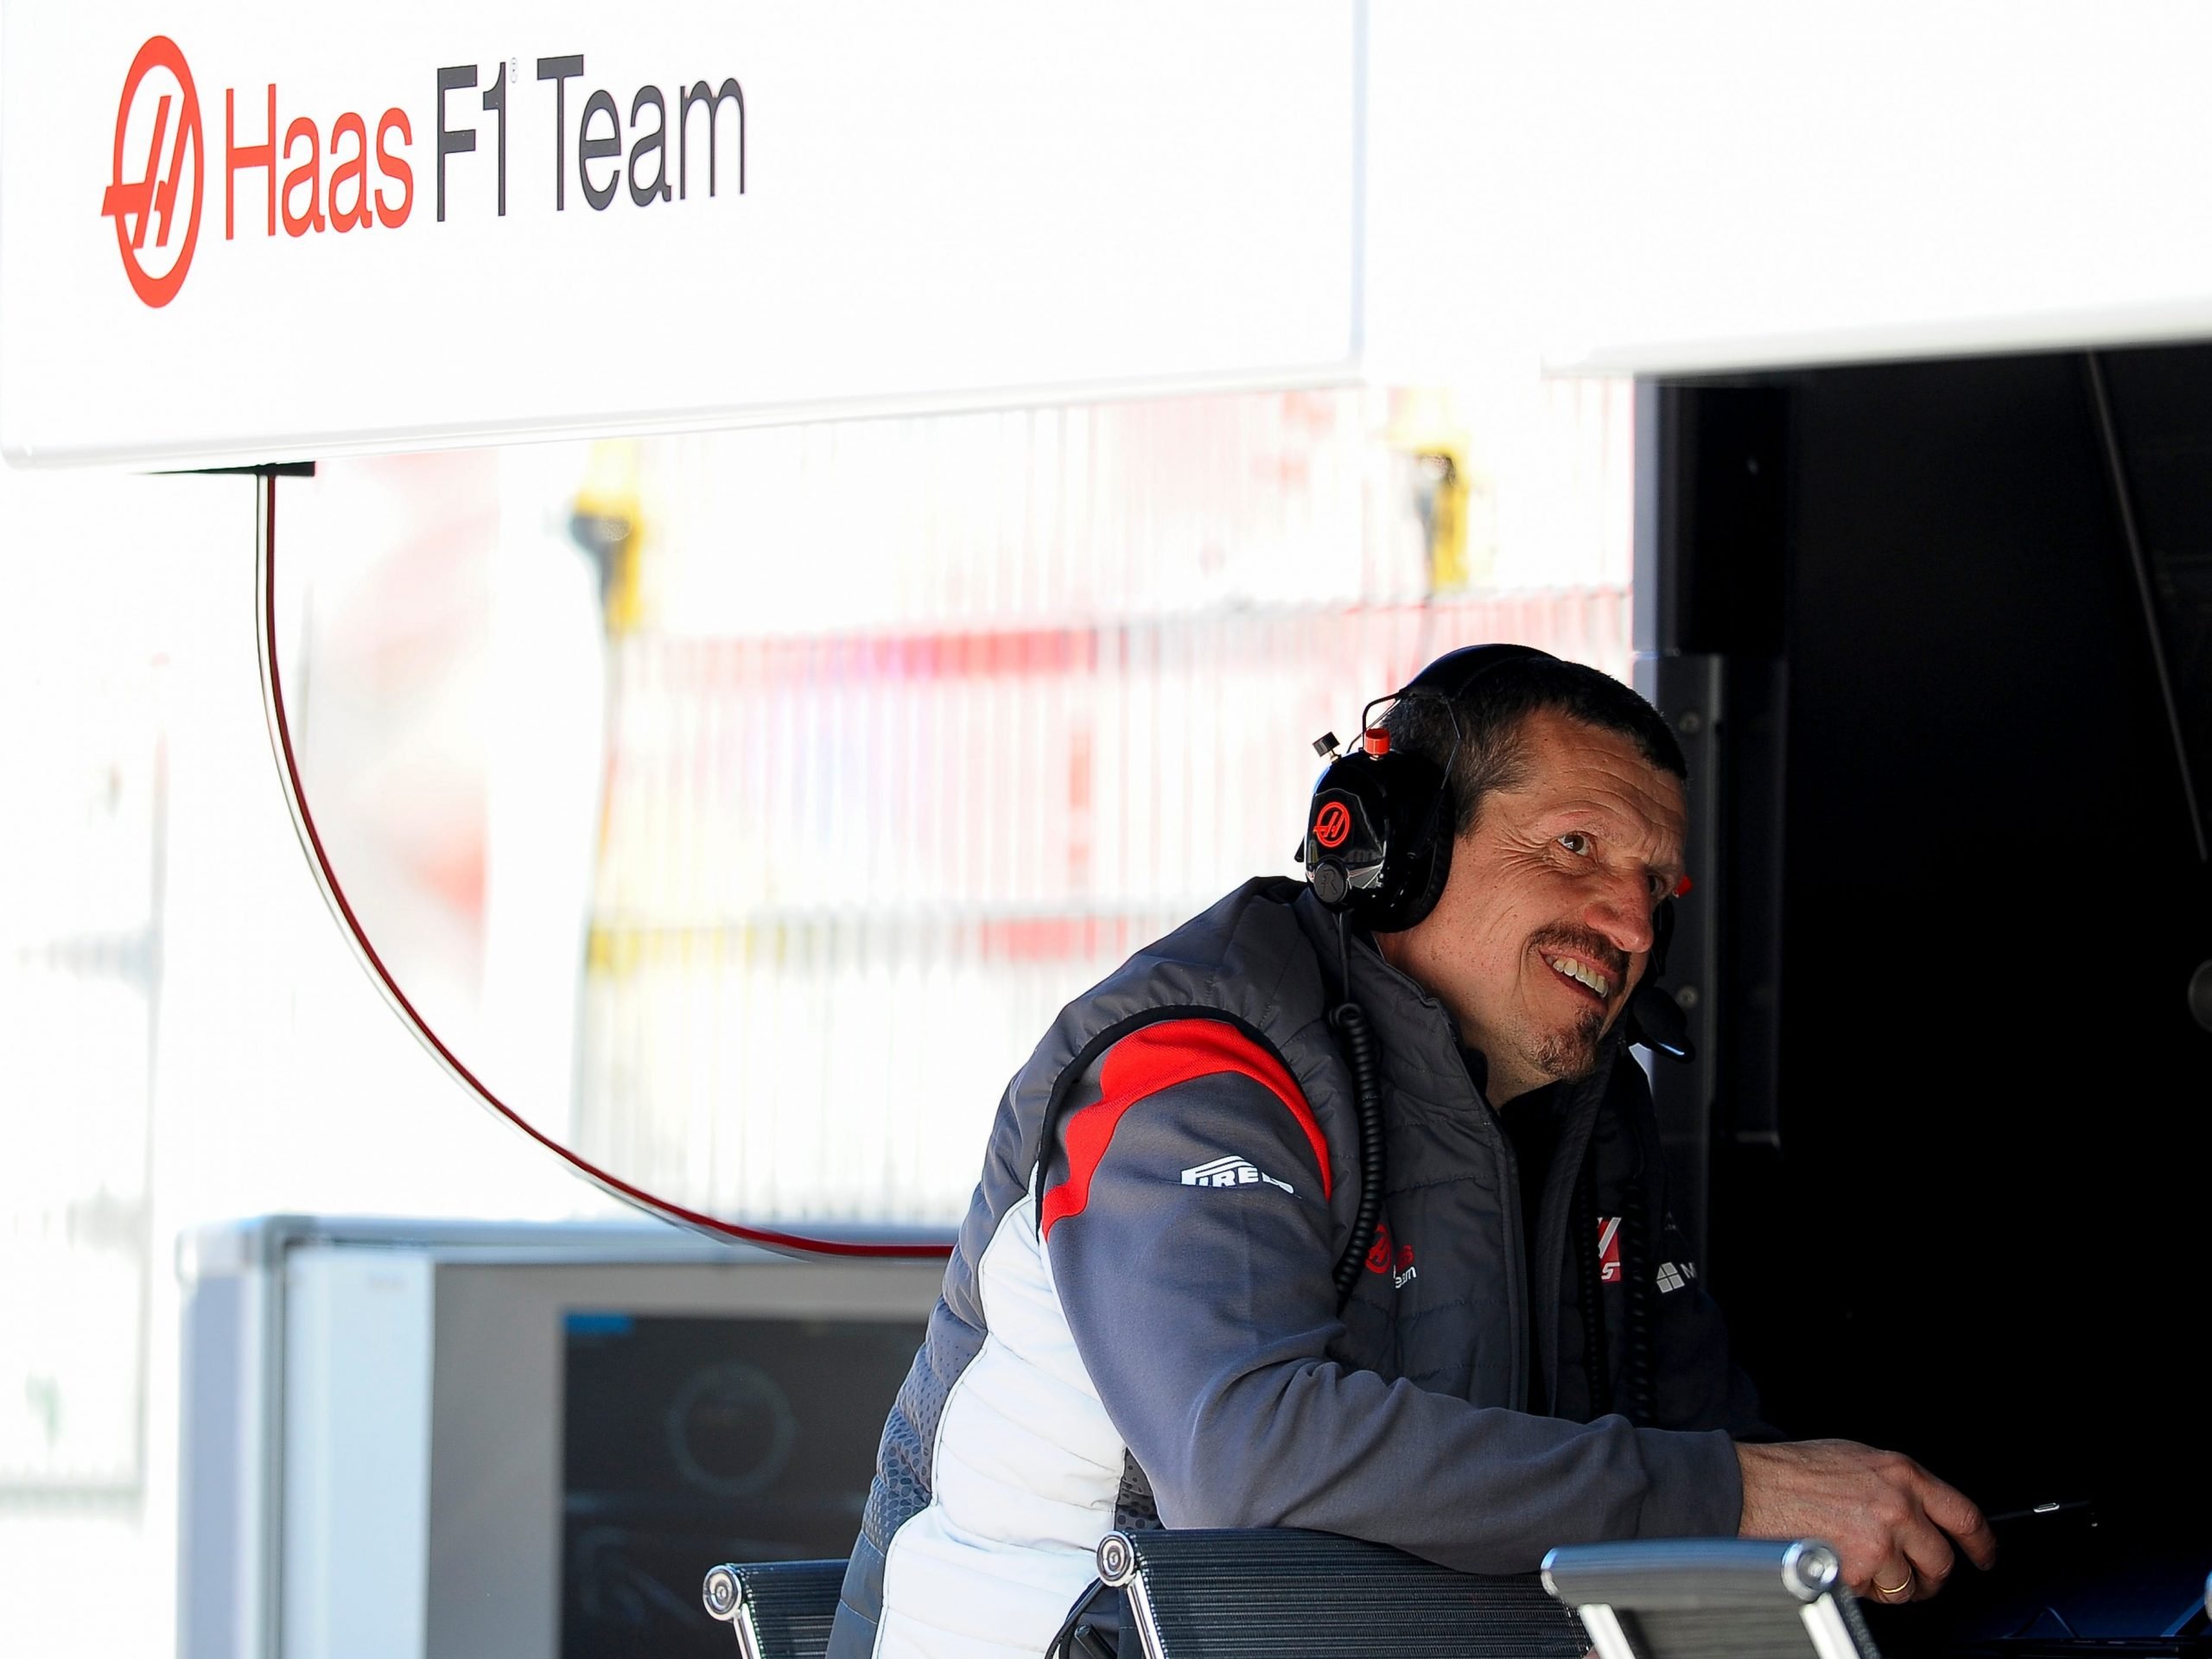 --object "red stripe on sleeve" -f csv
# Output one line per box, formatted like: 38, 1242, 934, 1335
1038, 1018, 1329, 1239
